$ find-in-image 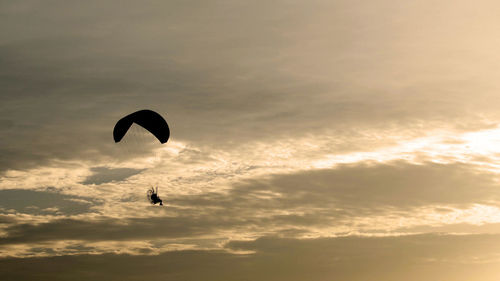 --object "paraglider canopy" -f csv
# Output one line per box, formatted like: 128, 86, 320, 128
113, 110, 170, 144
